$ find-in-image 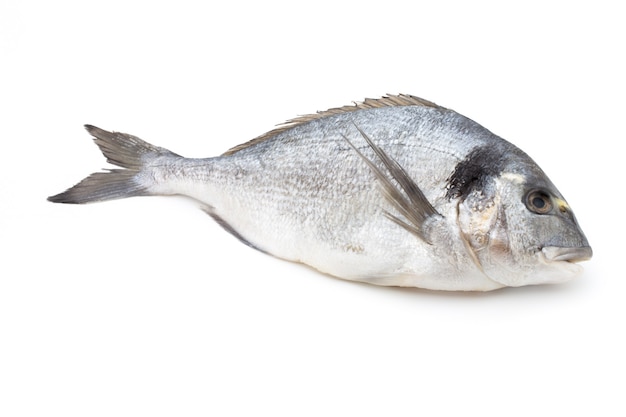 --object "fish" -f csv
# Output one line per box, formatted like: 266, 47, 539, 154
48, 94, 592, 291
